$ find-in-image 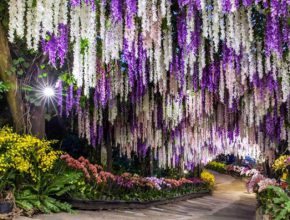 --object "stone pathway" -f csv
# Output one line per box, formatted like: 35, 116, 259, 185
15, 171, 256, 220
